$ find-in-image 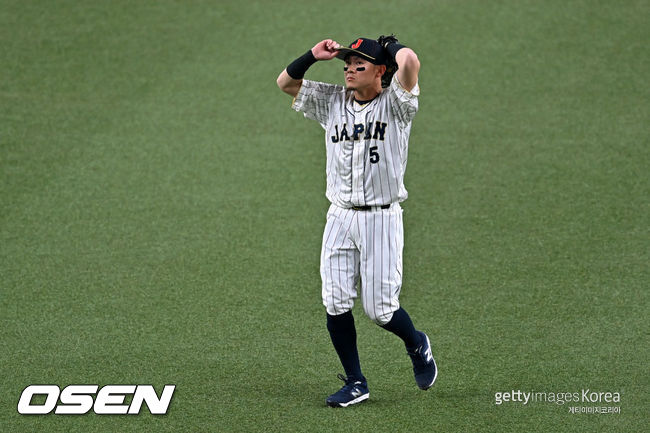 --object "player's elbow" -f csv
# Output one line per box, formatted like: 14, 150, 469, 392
277, 70, 301, 97
399, 49, 420, 73
276, 72, 286, 90
395, 49, 420, 91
